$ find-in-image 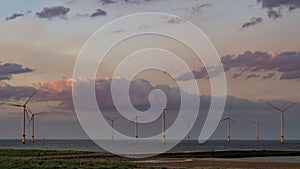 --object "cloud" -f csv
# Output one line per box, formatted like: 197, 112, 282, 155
36, 6, 70, 19
5, 13, 24, 21
5, 11, 31, 21
0, 82, 36, 101
267, 9, 282, 19
257, 0, 300, 19
98, 0, 117, 5
176, 69, 207, 81
177, 51, 300, 81
233, 73, 242, 79
222, 51, 300, 80
241, 17, 263, 30
262, 73, 275, 79
246, 74, 260, 79
167, 17, 183, 24
257, 0, 300, 10
191, 3, 212, 13
32, 77, 189, 111
96, 0, 161, 5
0, 62, 33, 81
90, 9, 107, 17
